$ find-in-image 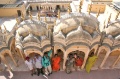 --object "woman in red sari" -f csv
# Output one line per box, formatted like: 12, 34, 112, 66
52, 54, 61, 71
